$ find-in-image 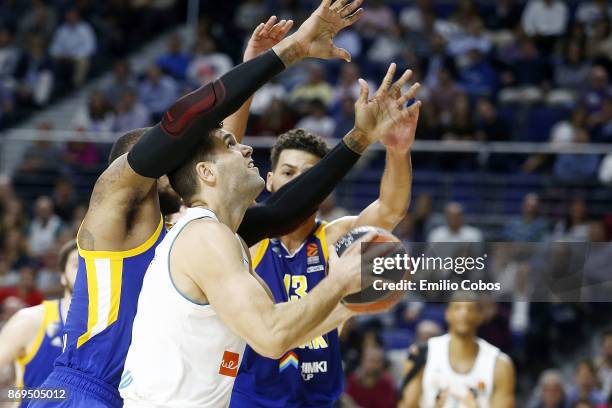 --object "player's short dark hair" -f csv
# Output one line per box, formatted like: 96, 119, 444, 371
108, 127, 151, 165
167, 130, 217, 203
58, 239, 77, 274
270, 129, 329, 170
